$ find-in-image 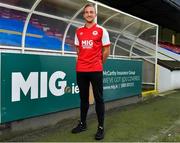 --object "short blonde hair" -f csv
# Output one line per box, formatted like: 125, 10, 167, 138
83, 3, 96, 14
